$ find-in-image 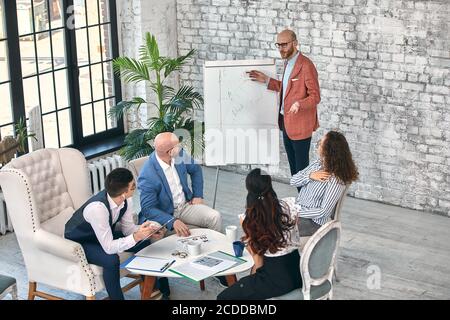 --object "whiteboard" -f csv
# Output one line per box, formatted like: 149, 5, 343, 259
203, 59, 279, 166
